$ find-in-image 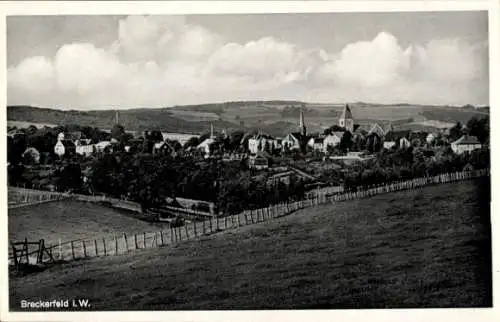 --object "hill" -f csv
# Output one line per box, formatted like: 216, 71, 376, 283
9, 179, 491, 310
7, 101, 489, 136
